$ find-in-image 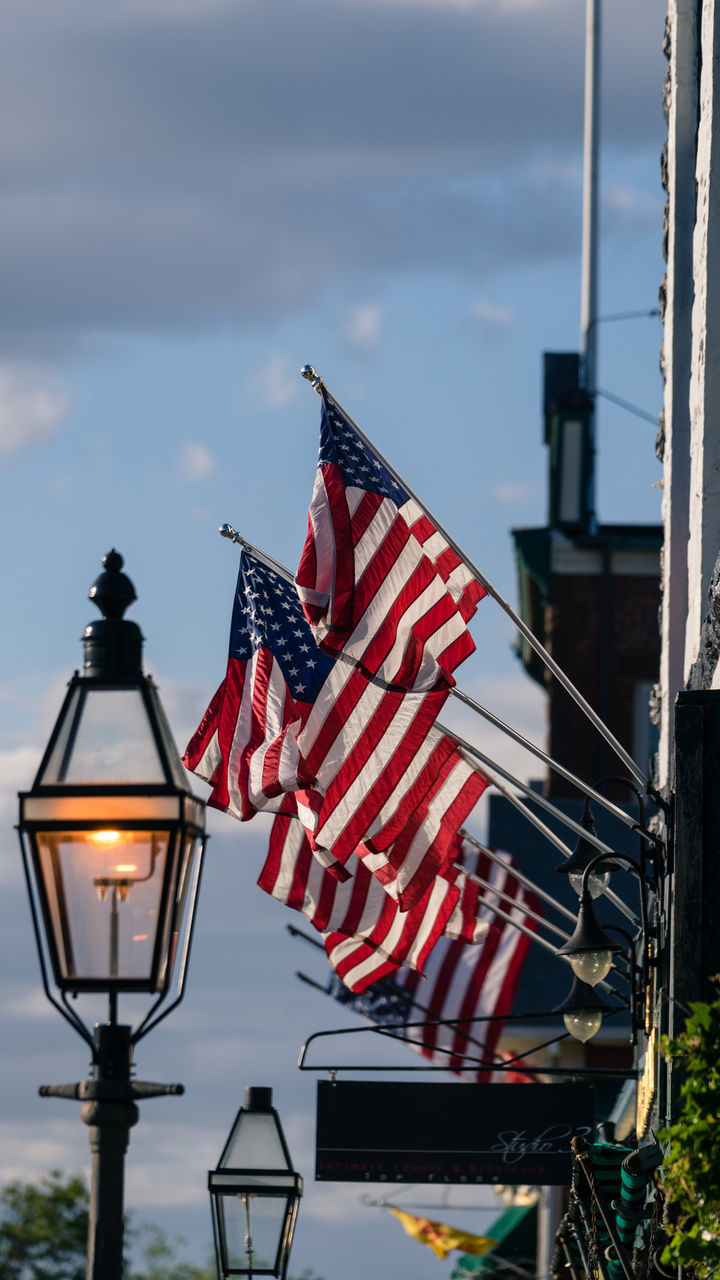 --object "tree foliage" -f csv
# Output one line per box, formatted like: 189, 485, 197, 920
0, 1170, 89, 1280
0, 1171, 213, 1280
0, 1171, 321, 1280
660, 983, 720, 1277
